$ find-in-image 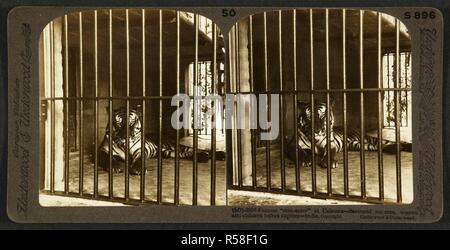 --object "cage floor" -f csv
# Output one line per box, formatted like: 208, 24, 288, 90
236, 145, 413, 204
63, 152, 227, 206
49, 145, 412, 206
